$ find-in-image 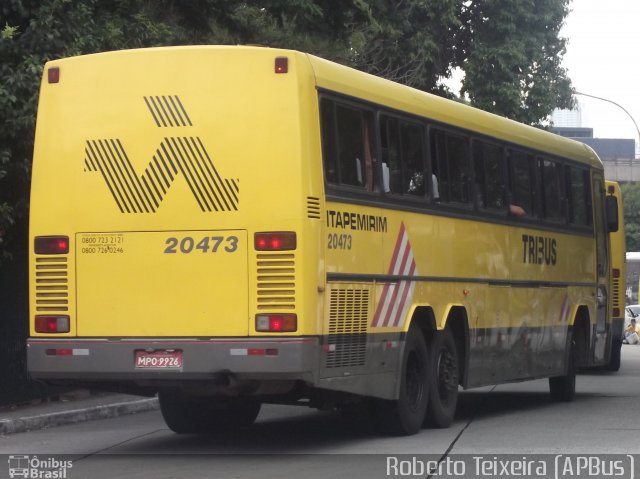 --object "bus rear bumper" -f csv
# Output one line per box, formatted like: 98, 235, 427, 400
27, 337, 318, 383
